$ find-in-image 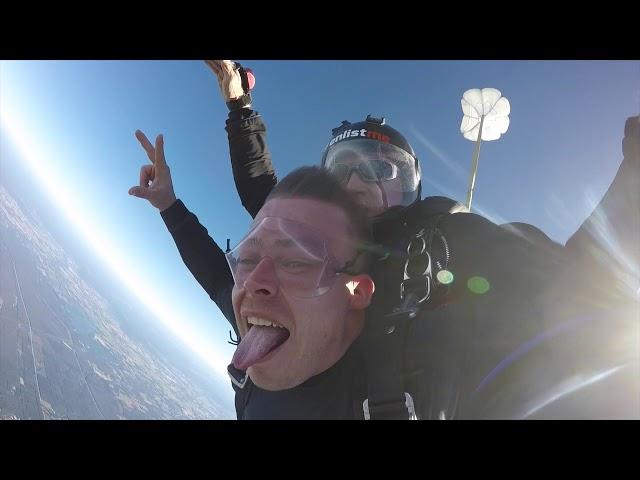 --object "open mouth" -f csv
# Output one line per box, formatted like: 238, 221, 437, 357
232, 316, 291, 370
247, 316, 288, 330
